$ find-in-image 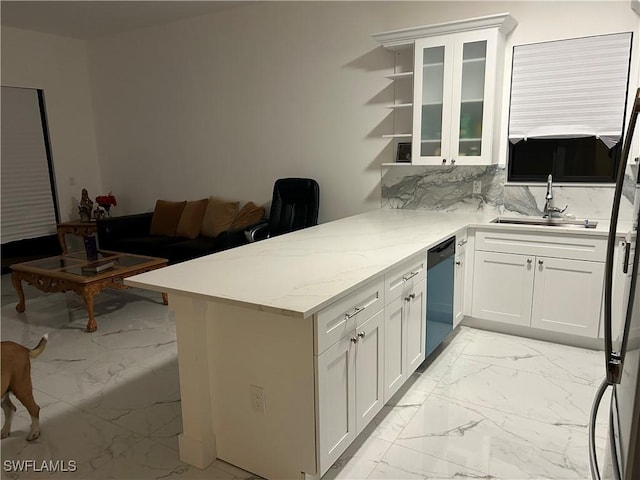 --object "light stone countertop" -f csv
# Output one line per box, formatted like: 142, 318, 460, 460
125, 208, 633, 318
